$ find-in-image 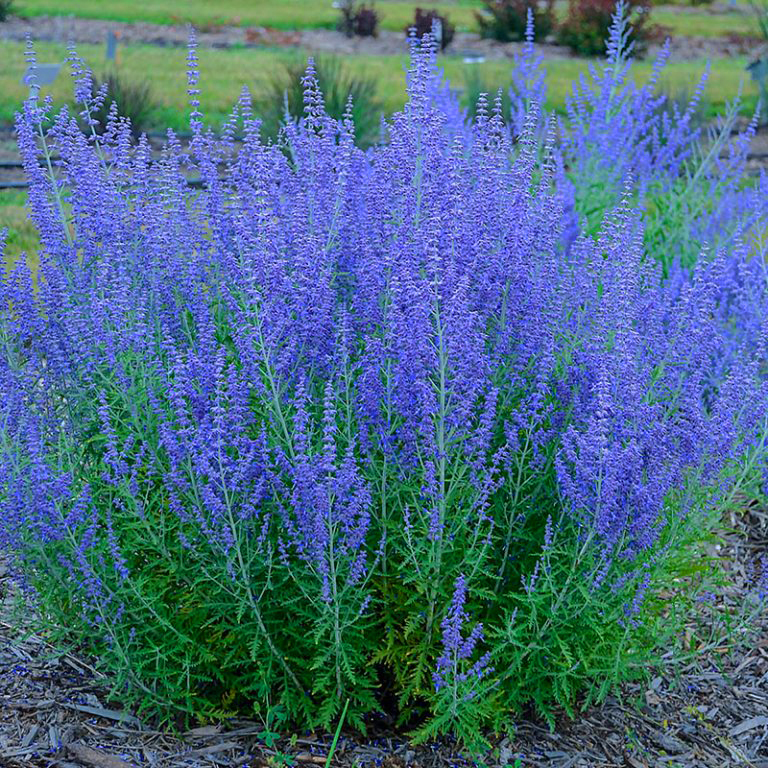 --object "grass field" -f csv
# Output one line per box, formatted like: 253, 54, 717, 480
13, 0, 759, 37
16, 0, 485, 31
1, 40, 758, 131
653, 9, 754, 38
0, 190, 39, 271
